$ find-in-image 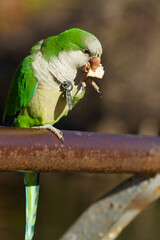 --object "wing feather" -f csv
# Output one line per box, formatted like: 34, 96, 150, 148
3, 55, 37, 126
